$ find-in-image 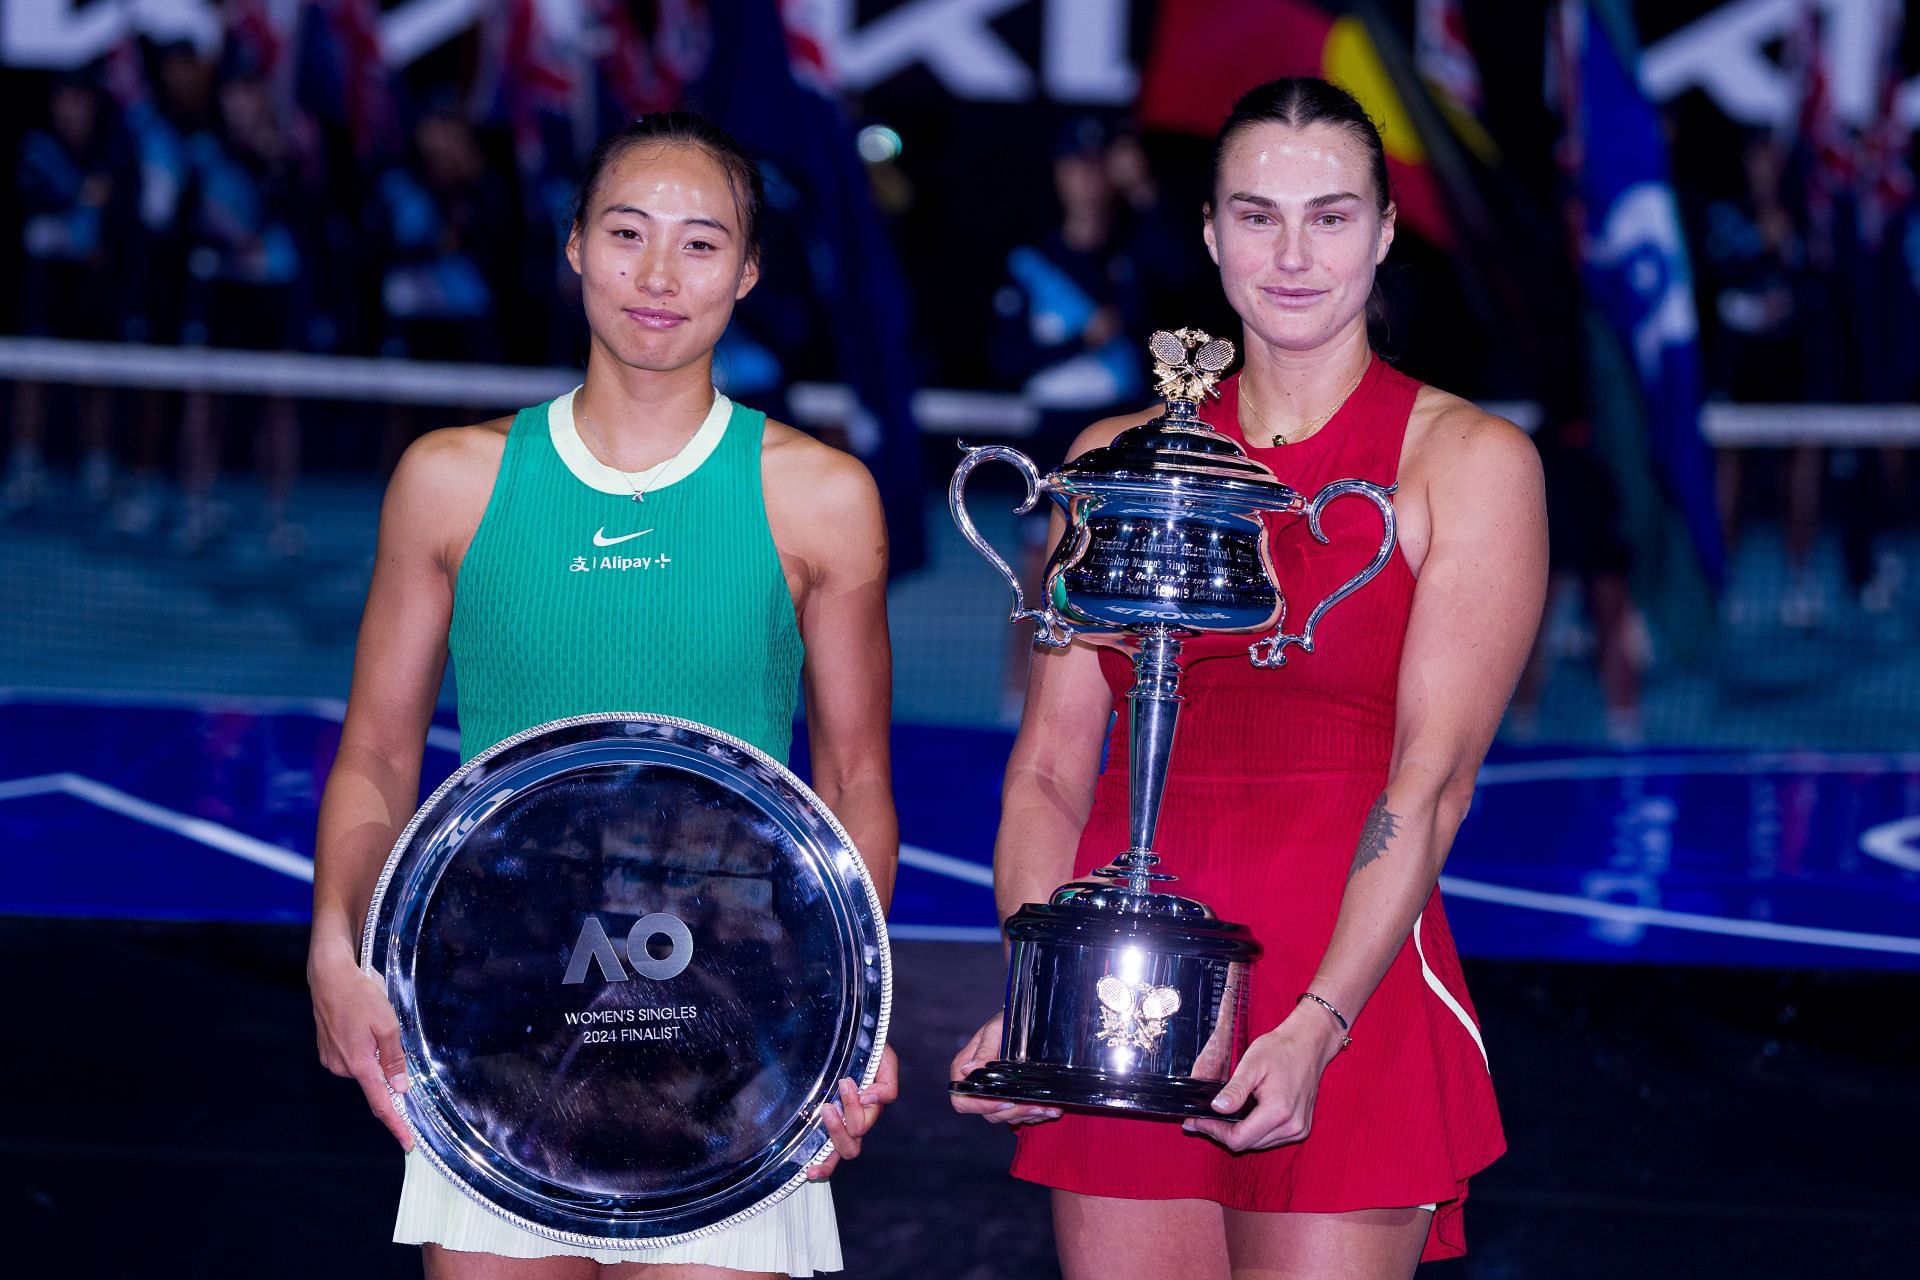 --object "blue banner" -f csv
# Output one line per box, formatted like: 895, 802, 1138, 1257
694, 0, 926, 575
1575, 0, 1725, 586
